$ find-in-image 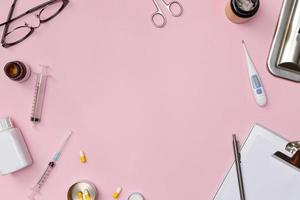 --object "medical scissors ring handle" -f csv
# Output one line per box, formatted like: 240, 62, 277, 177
151, 0, 183, 28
